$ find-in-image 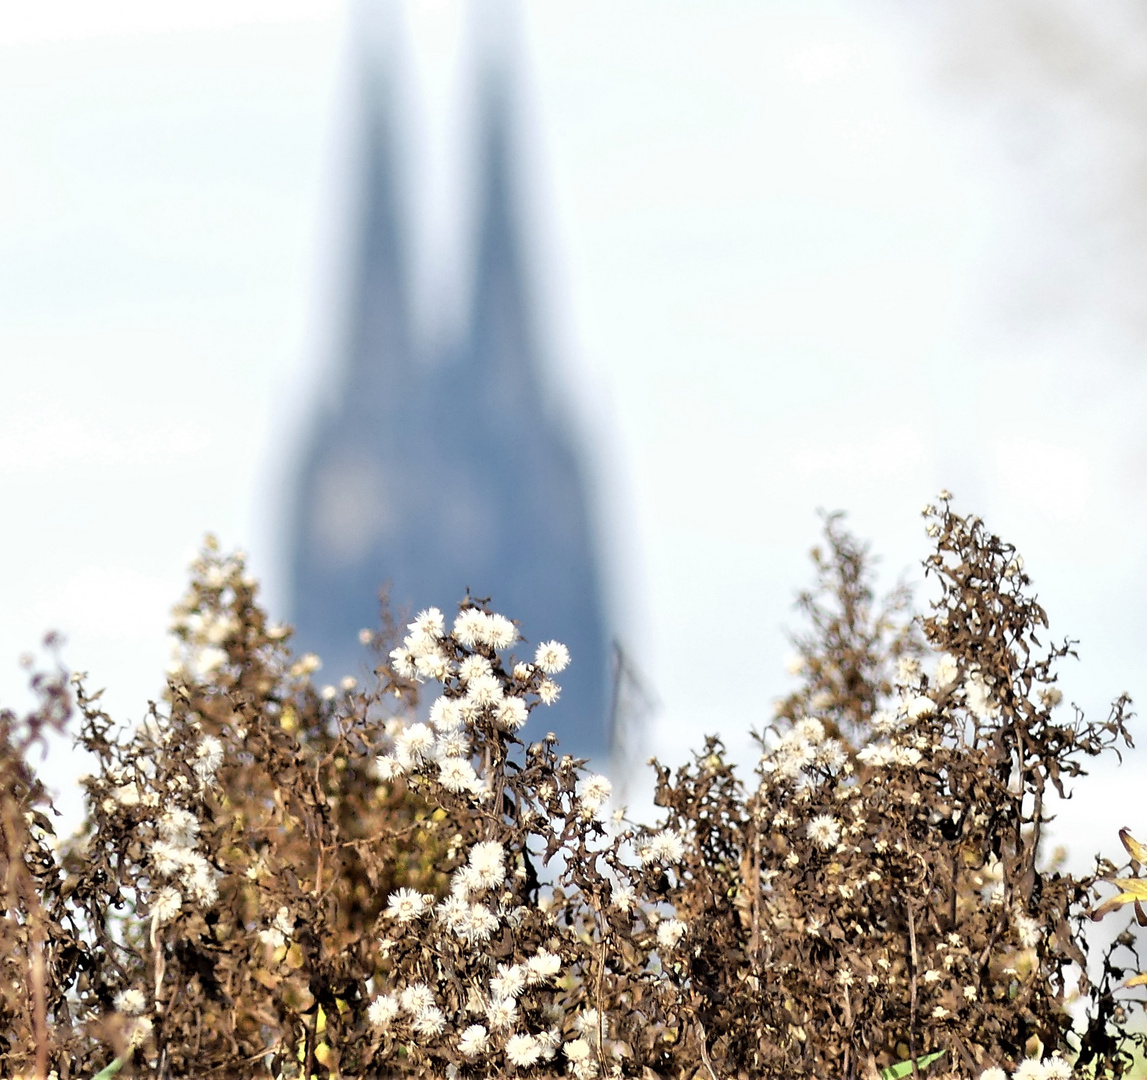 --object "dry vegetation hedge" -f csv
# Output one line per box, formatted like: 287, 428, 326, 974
2, 497, 1146, 1080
